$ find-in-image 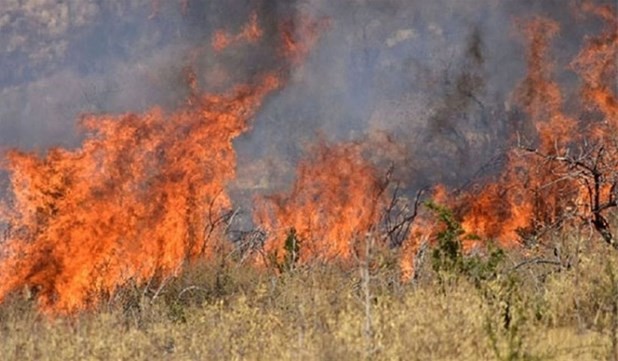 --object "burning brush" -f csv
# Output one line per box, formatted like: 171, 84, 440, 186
0, 2, 616, 315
